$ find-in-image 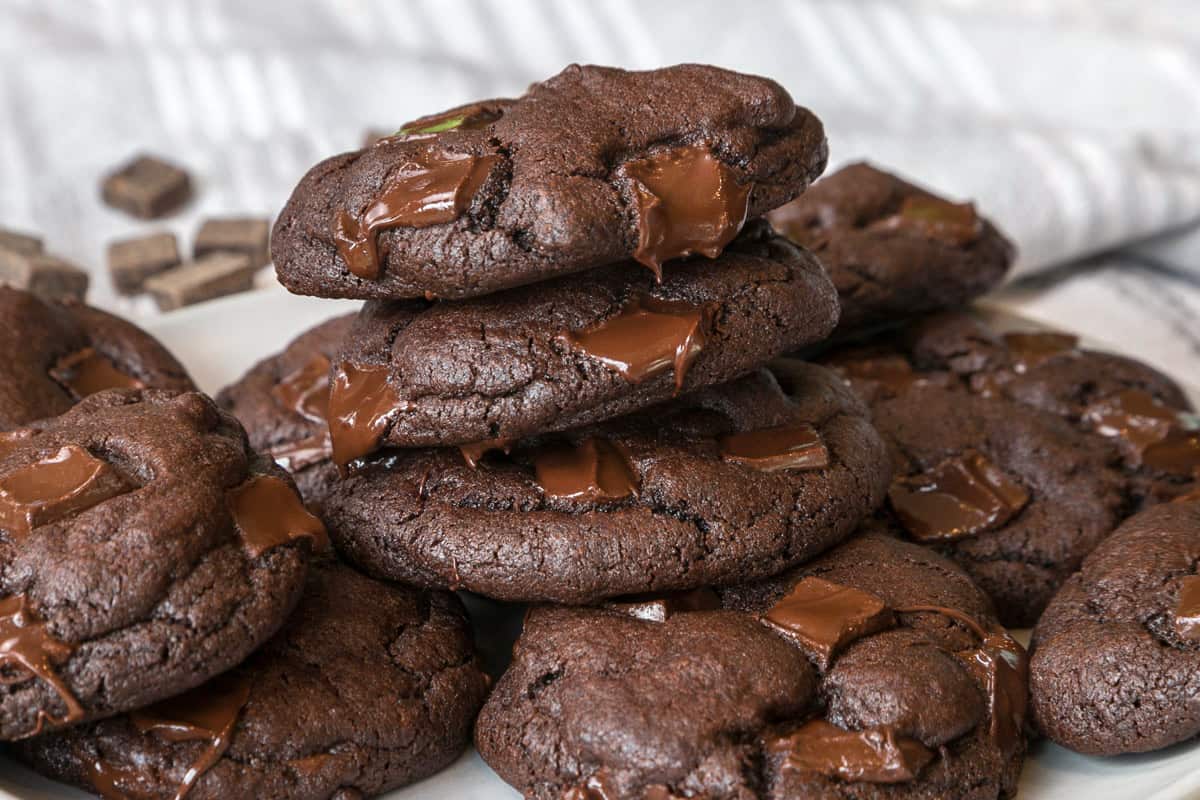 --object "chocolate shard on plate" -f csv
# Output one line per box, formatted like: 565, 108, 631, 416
617, 145, 751, 277
100, 154, 192, 219
194, 217, 272, 267
326, 361, 407, 469
333, 147, 499, 280
227, 474, 328, 558
0, 228, 43, 257
533, 437, 639, 503
720, 422, 829, 472
605, 588, 722, 623
0, 445, 129, 541
50, 348, 145, 399
870, 195, 982, 247
106, 232, 181, 295
1173, 575, 1200, 641
1002, 331, 1079, 373
0, 250, 88, 302
144, 252, 257, 311
0, 594, 83, 737
761, 577, 896, 670
558, 295, 707, 393
889, 450, 1030, 542
769, 719, 934, 784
